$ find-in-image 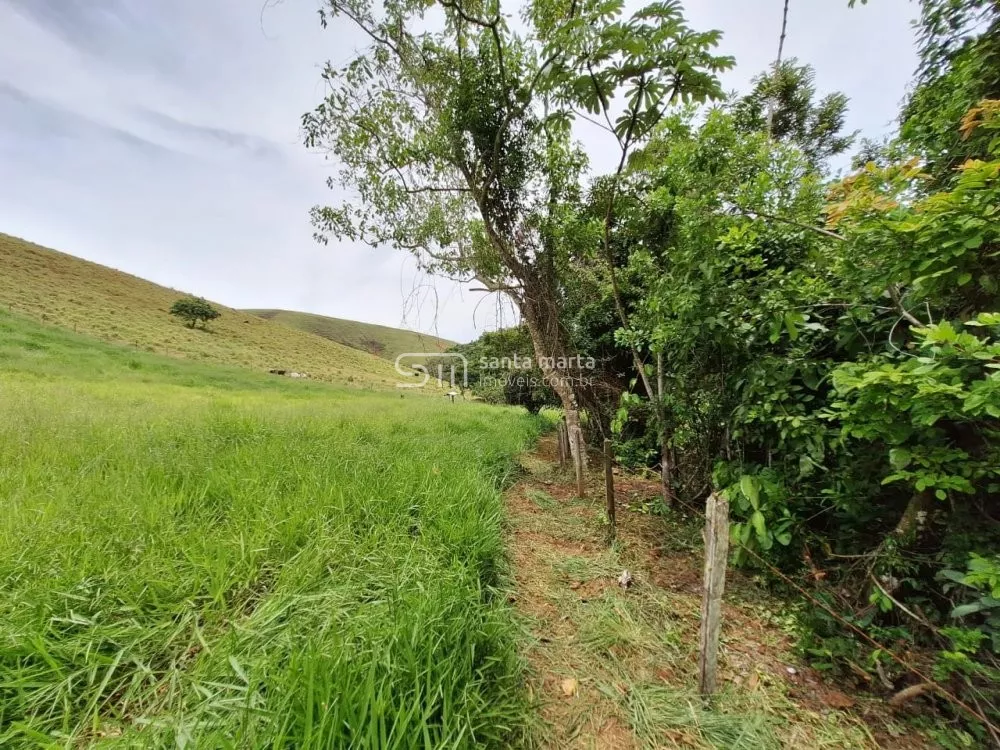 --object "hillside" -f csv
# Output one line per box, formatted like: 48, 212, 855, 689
247, 308, 457, 363
0, 232, 404, 388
